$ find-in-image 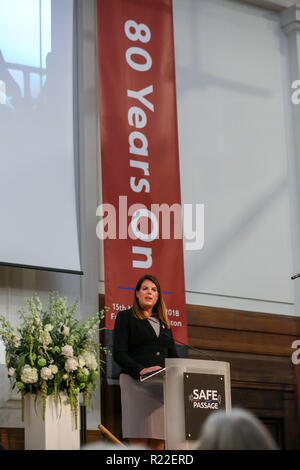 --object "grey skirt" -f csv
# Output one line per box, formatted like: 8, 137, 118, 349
119, 373, 165, 439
